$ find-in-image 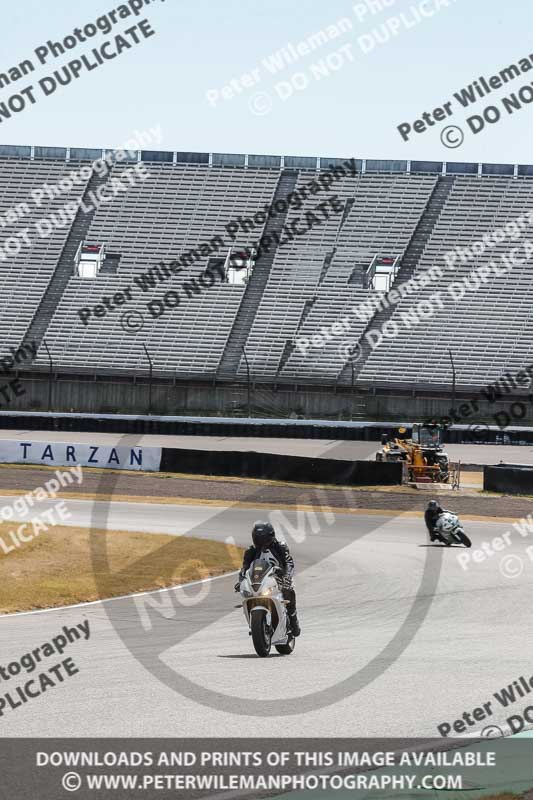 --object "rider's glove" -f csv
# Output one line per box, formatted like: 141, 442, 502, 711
234, 582, 241, 592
